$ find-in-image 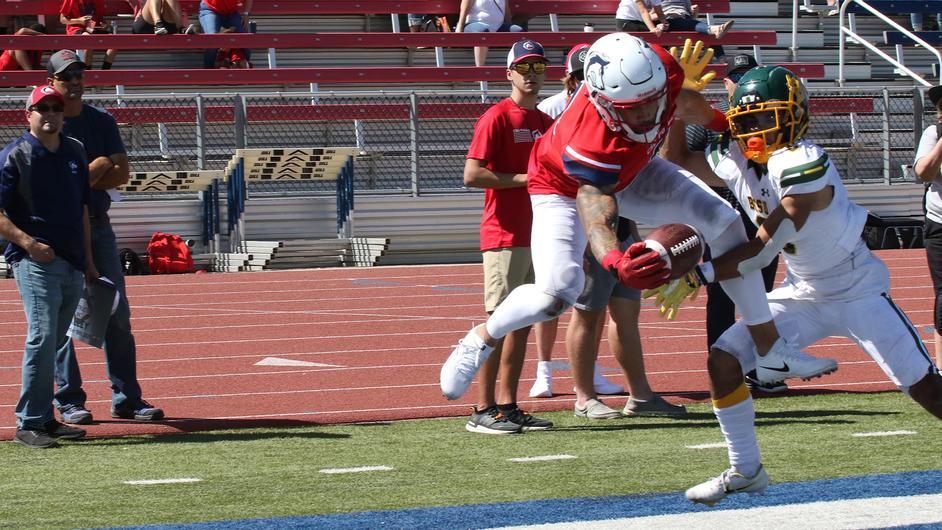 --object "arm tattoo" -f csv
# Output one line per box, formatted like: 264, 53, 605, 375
576, 182, 620, 262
